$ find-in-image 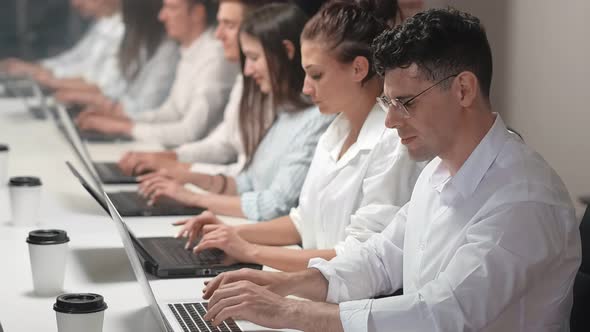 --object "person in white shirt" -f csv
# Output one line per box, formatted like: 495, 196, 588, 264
198, 8, 581, 332
50, 0, 180, 115
75, 0, 239, 147
115, 0, 267, 177
169, 2, 424, 272
134, 3, 334, 221
0, 0, 124, 92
